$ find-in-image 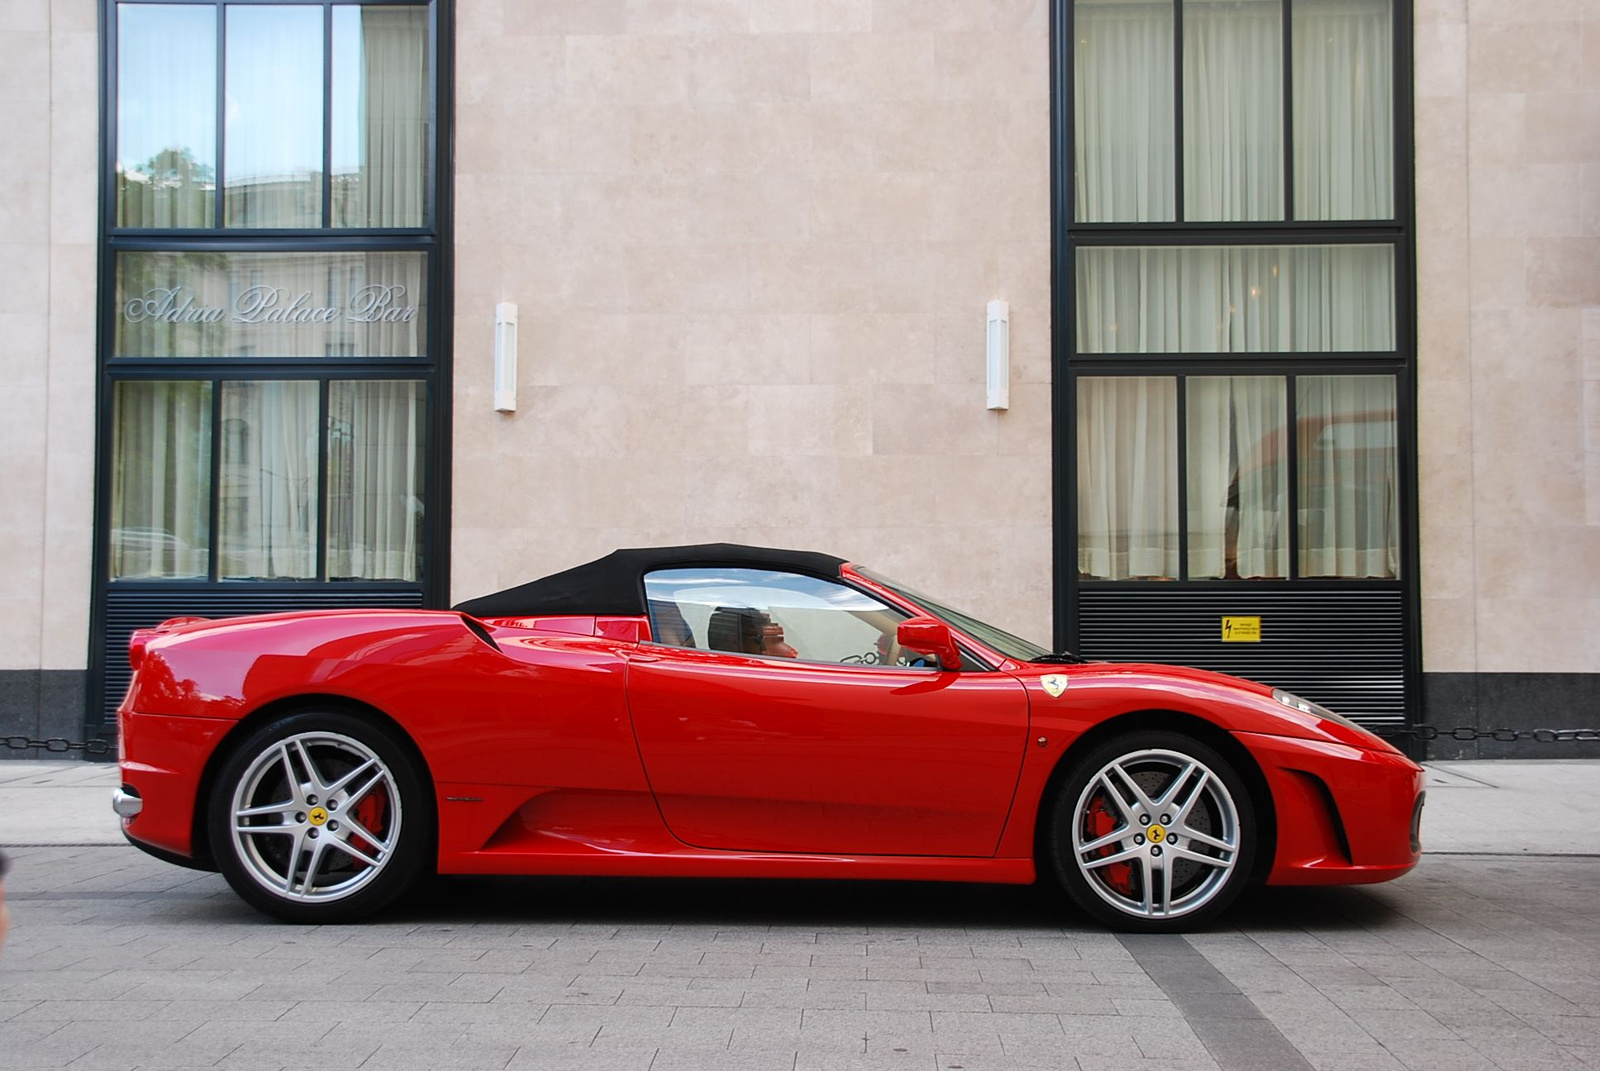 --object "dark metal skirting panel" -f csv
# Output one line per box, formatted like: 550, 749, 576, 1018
1076, 588, 1406, 729
101, 589, 426, 727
